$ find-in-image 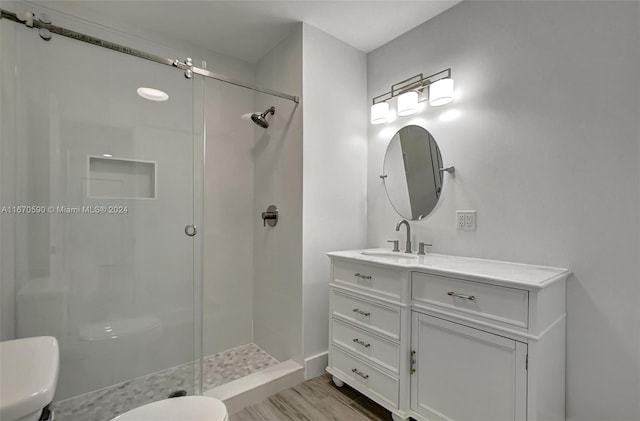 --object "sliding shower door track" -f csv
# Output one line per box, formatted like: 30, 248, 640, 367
0, 8, 300, 104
